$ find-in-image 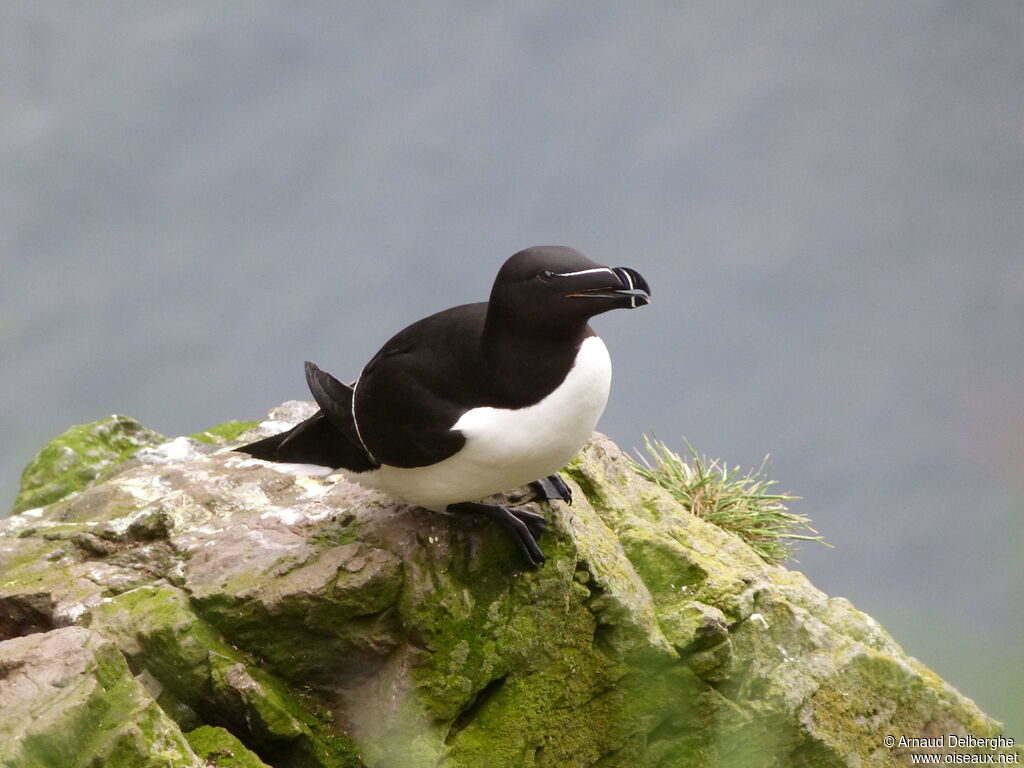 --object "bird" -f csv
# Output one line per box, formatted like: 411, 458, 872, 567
236, 246, 650, 568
